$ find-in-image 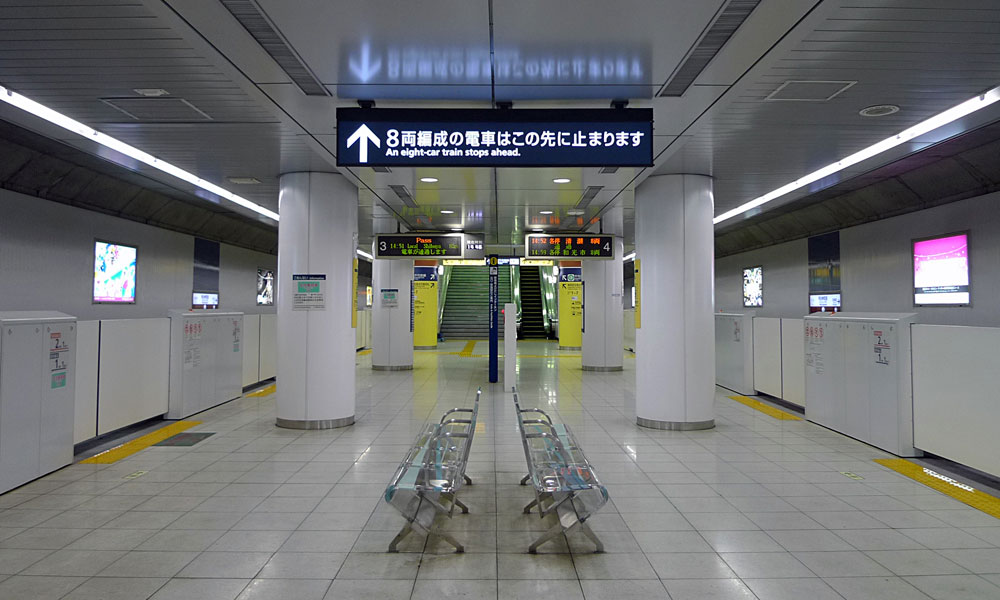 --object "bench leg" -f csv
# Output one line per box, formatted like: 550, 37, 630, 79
429, 529, 465, 553
463, 474, 473, 485
579, 521, 605, 553
453, 497, 470, 514
528, 521, 565, 554
388, 522, 413, 553
520, 474, 531, 485
522, 498, 539, 514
